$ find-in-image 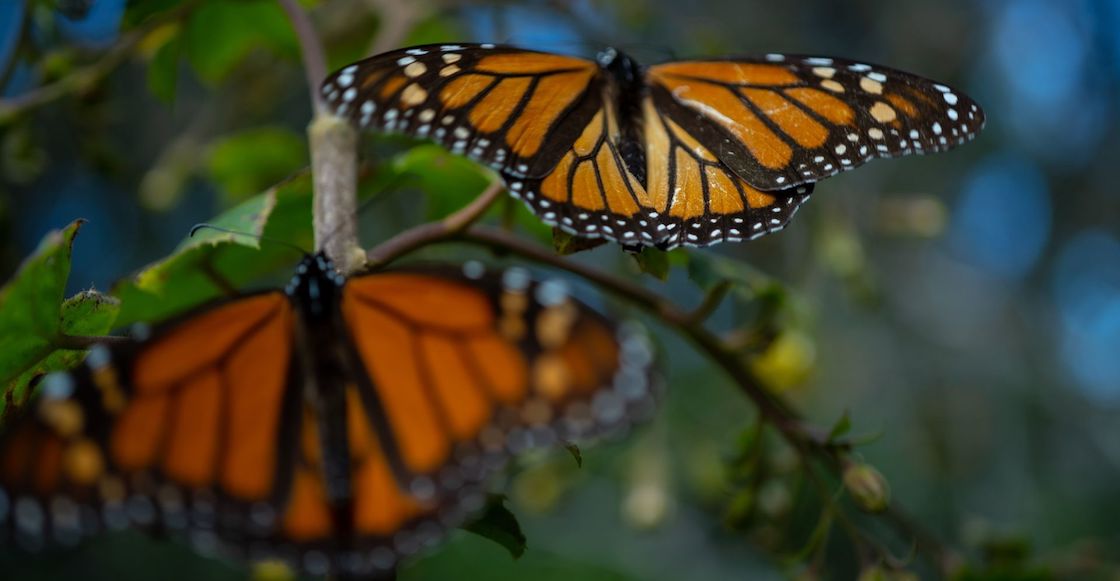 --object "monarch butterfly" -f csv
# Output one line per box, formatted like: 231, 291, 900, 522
0, 254, 655, 576
321, 44, 985, 249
